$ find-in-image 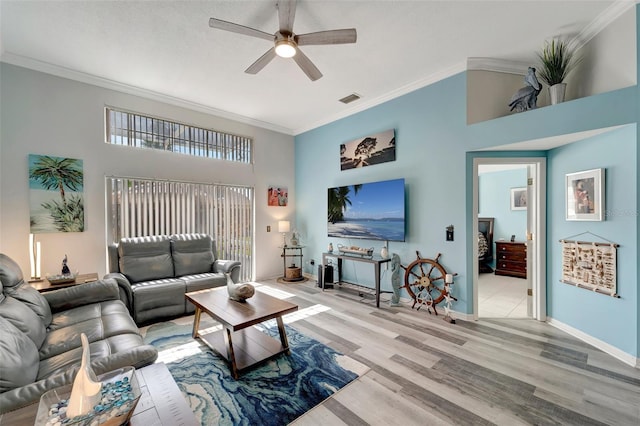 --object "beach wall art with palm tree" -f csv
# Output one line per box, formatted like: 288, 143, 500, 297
340, 129, 395, 170
327, 178, 405, 242
29, 154, 85, 233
